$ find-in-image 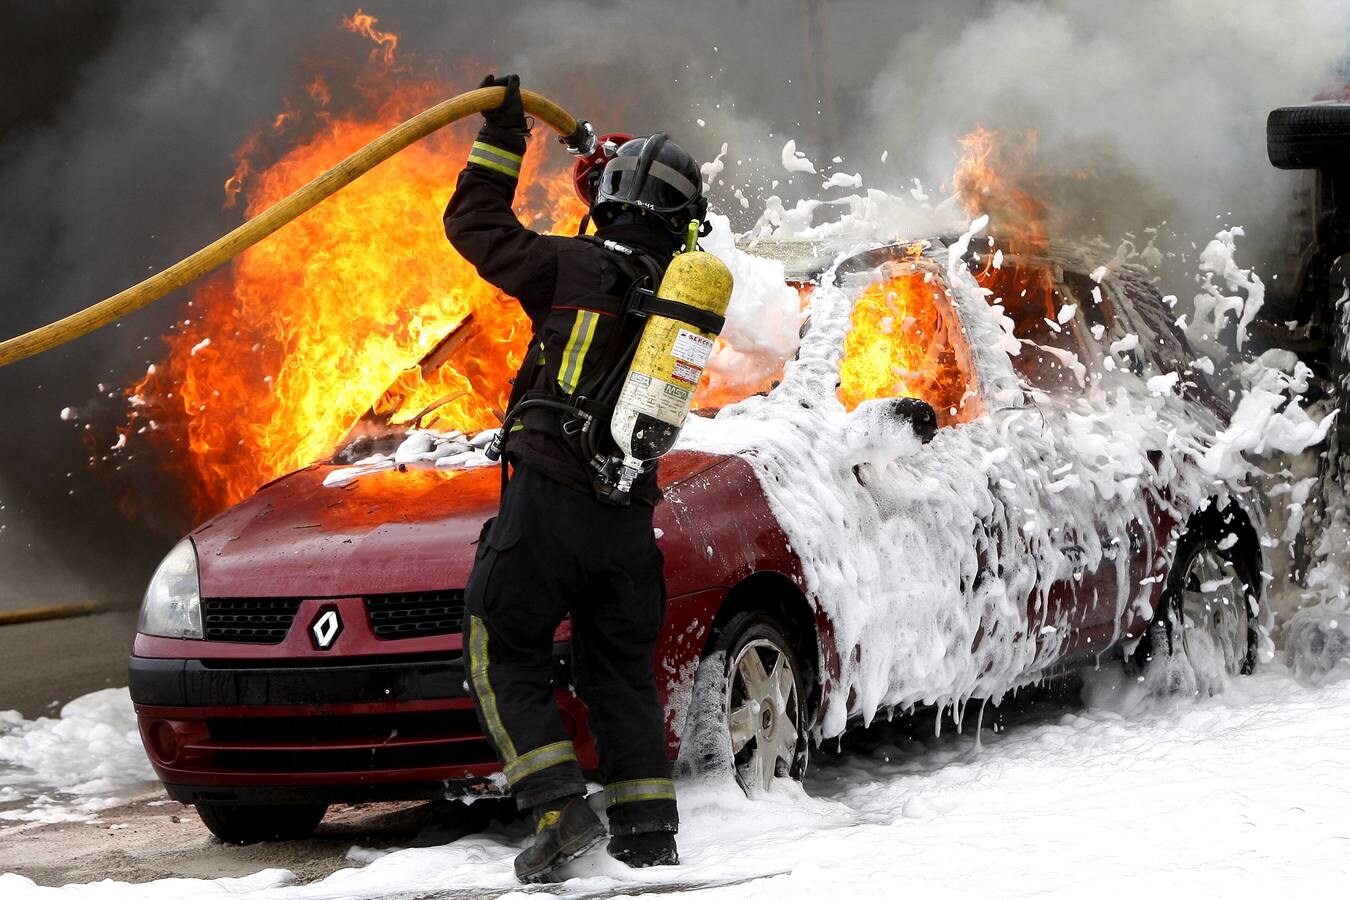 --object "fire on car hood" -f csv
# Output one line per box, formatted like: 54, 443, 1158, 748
190, 451, 727, 599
